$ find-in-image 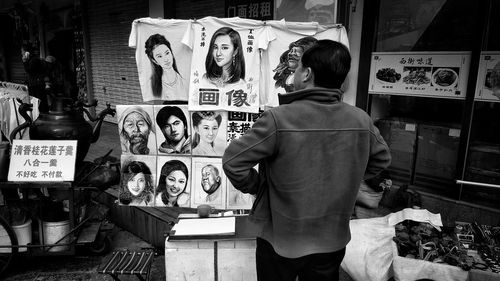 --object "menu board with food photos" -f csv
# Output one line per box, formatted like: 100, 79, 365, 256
368, 52, 471, 99
475, 52, 500, 103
